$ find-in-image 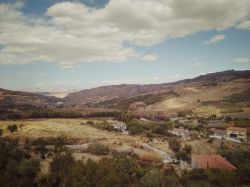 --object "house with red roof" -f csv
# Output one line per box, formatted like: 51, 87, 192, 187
192, 154, 236, 171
